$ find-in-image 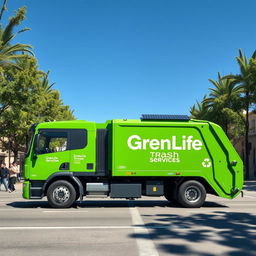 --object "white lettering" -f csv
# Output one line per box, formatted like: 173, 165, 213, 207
192, 140, 202, 150
149, 139, 160, 150
142, 139, 150, 150
186, 136, 193, 150
172, 136, 182, 150
160, 139, 171, 150
127, 135, 142, 150
127, 135, 203, 151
